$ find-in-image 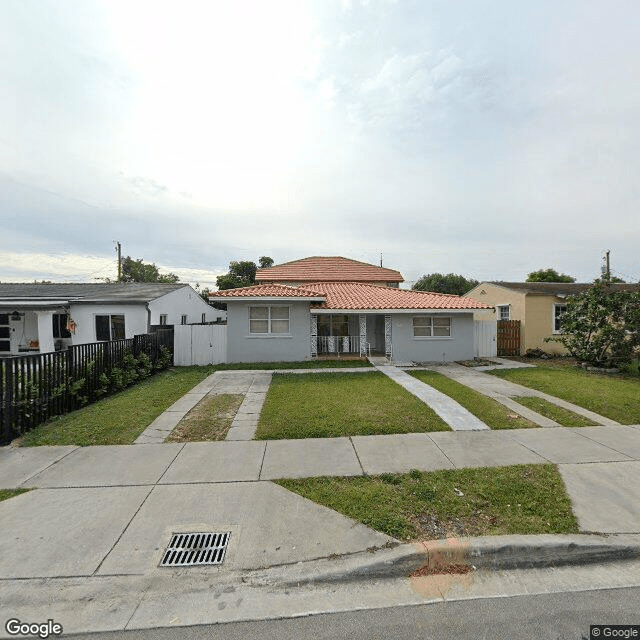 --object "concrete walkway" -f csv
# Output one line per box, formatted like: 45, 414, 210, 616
433, 364, 620, 426
375, 364, 490, 431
